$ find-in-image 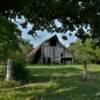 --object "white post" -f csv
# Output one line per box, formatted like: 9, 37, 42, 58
5, 58, 13, 81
